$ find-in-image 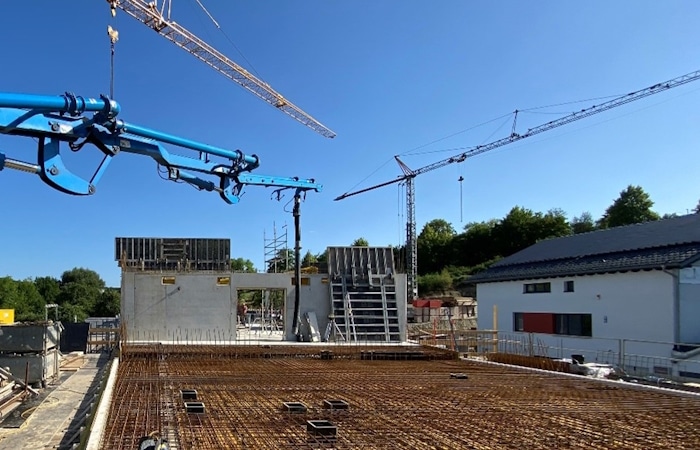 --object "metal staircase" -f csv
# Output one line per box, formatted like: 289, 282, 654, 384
328, 246, 401, 342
